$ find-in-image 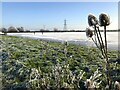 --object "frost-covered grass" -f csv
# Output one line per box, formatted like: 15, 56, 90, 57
1, 35, 120, 89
